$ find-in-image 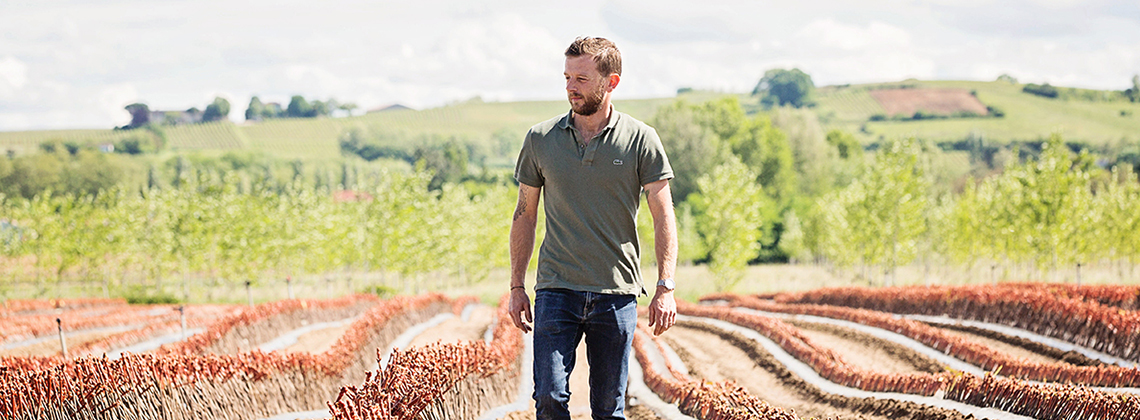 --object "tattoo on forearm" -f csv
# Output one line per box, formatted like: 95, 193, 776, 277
513, 187, 527, 221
